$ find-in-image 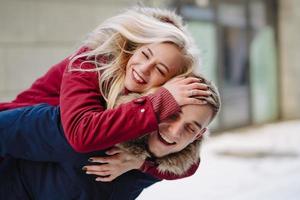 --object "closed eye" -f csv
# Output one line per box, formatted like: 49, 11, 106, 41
142, 51, 149, 59
156, 66, 166, 76
185, 124, 196, 134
